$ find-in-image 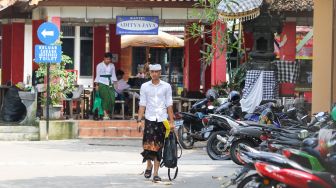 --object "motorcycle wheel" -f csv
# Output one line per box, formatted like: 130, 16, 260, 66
237, 174, 264, 188
230, 139, 255, 165
178, 124, 194, 149
206, 131, 231, 160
